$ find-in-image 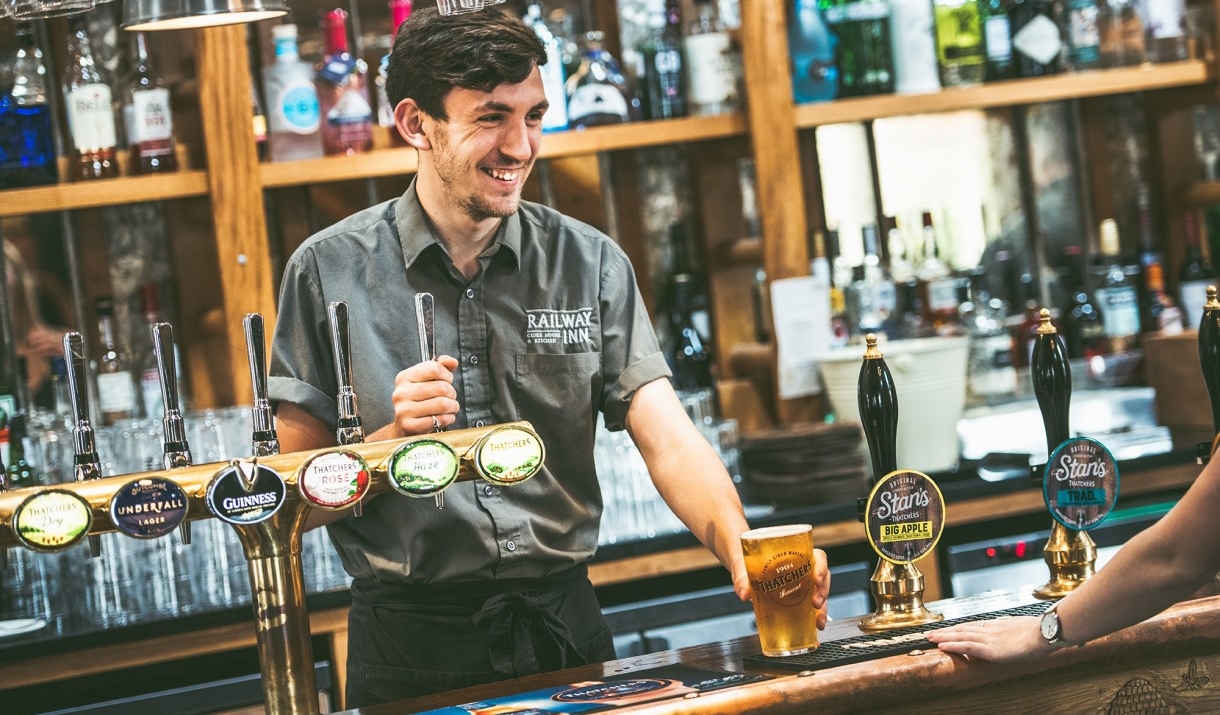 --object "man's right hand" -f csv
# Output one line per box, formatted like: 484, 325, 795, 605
391, 355, 461, 435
